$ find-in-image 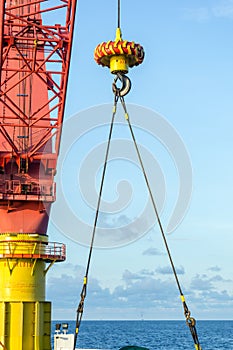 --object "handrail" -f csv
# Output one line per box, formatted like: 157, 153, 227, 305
2, 179, 55, 196
0, 241, 66, 261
